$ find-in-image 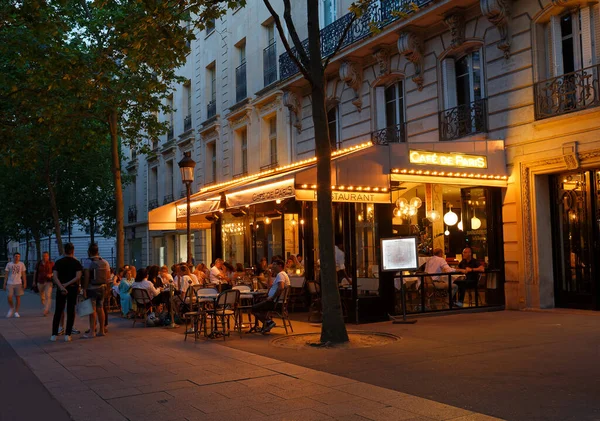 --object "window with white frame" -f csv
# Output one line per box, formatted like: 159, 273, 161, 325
236, 127, 248, 175
165, 160, 174, 201
385, 81, 405, 129
319, 0, 337, 28
185, 80, 192, 118
269, 116, 277, 166
207, 63, 217, 118
327, 105, 339, 150
206, 18, 215, 34
206, 142, 217, 184
264, 23, 277, 86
